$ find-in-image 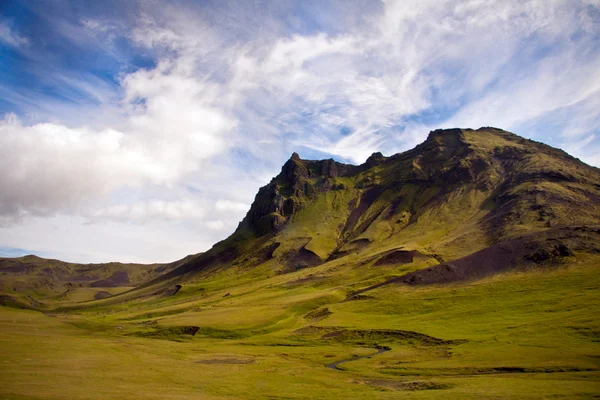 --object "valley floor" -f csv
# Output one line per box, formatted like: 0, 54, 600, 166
1, 259, 599, 399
